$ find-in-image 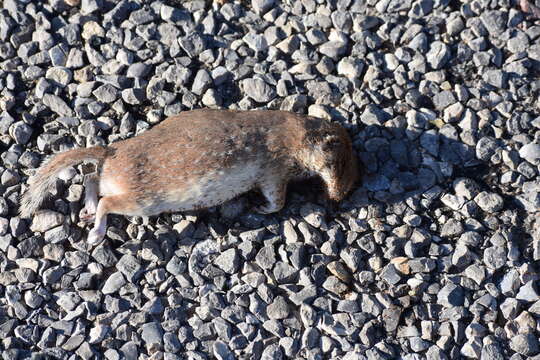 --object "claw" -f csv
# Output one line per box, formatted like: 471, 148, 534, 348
80, 208, 96, 223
